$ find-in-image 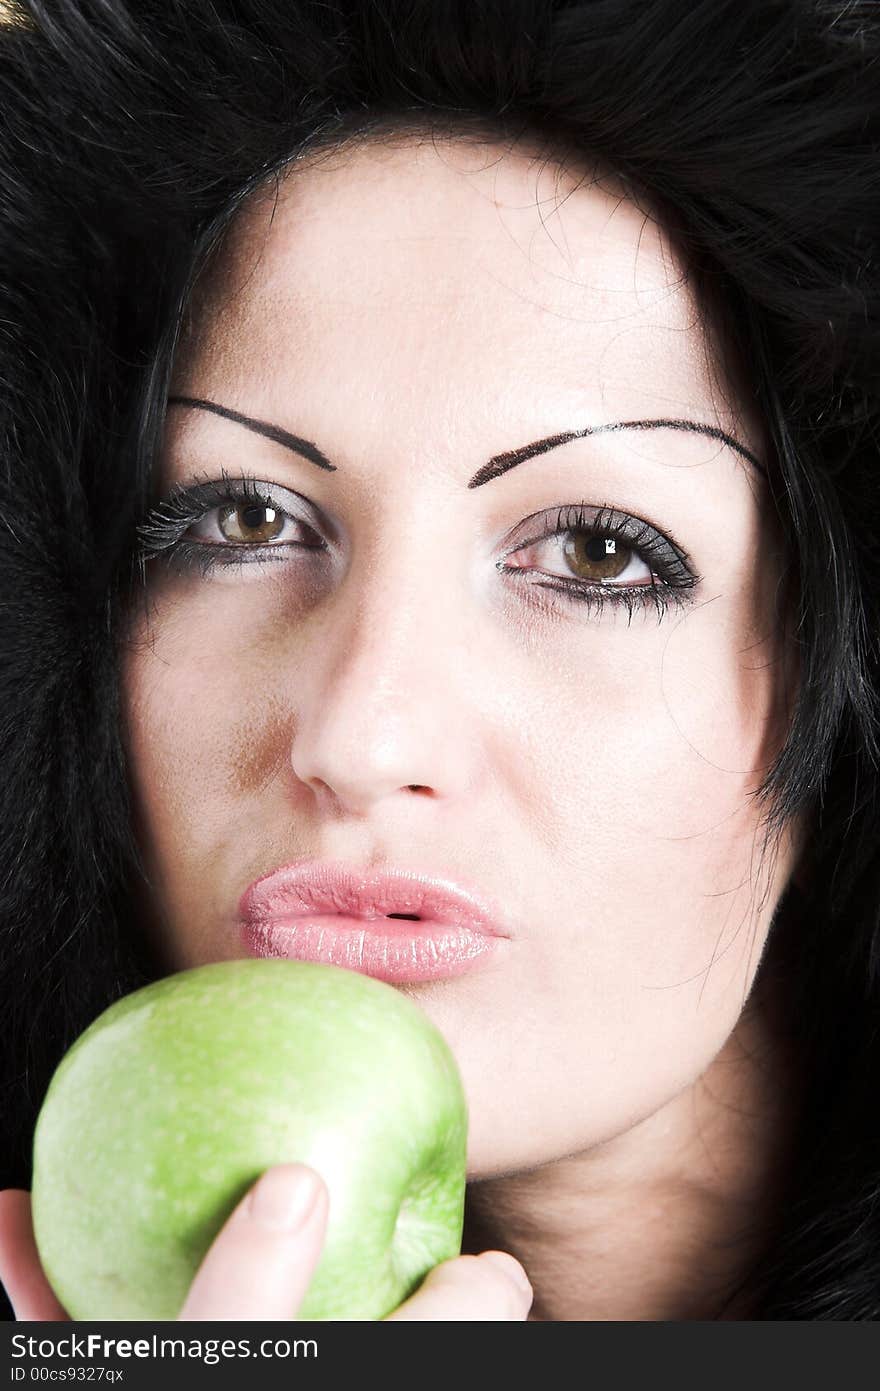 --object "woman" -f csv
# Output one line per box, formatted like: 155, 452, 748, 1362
0, 0, 878, 1322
